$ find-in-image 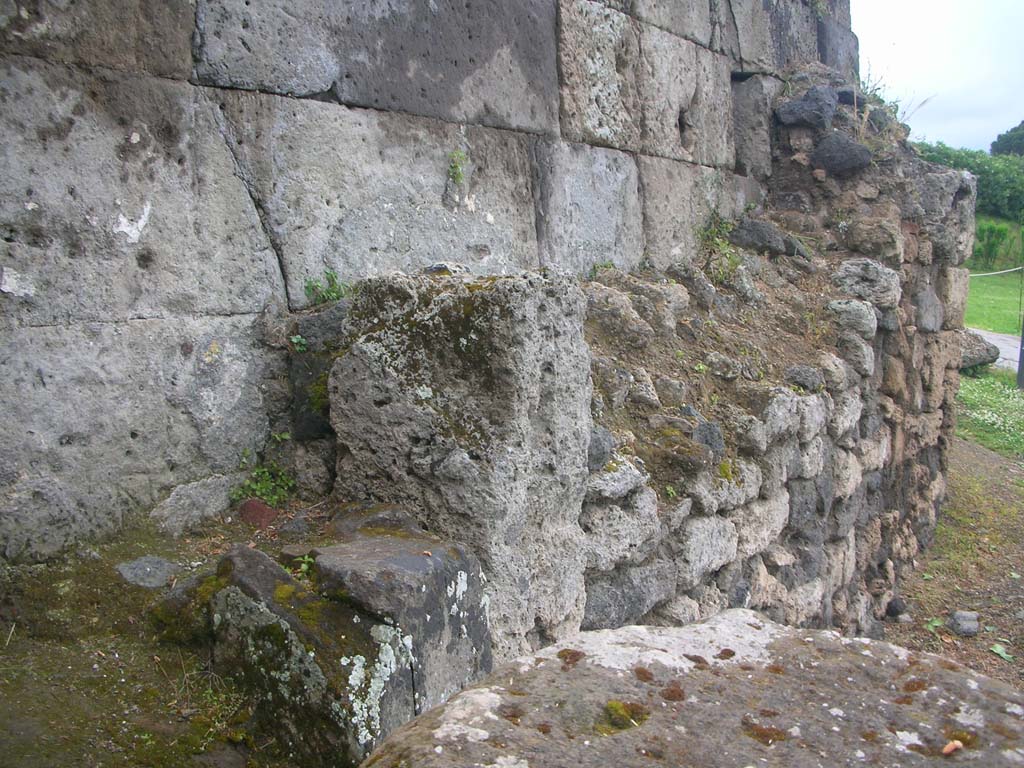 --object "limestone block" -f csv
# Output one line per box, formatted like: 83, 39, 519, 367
532, 140, 644, 273
639, 157, 742, 268
0, 57, 283, 326
151, 473, 248, 536
938, 267, 969, 329
731, 489, 789, 558
832, 258, 902, 309
732, 74, 785, 179
729, 0, 818, 73
827, 299, 877, 339
581, 558, 678, 629
0, 1, 192, 78
632, 0, 713, 46
311, 510, 492, 714
220, 91, 540, 308
559, 1, 734, 165
0, 316, 274, 562
683, 460, 762, 515
580, 487, 663, 571
194, 0, 559, 134
816, 16, 859, 82
673, 515, 738, 590
363, 609, 1024, 768
329, 273, 592, 660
